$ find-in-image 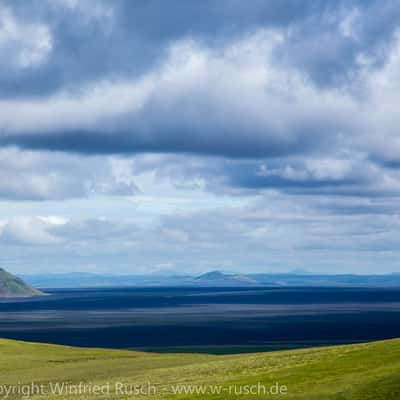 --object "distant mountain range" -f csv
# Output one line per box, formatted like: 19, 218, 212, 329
20, 269, 400, 288
0, 268, 44, 297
